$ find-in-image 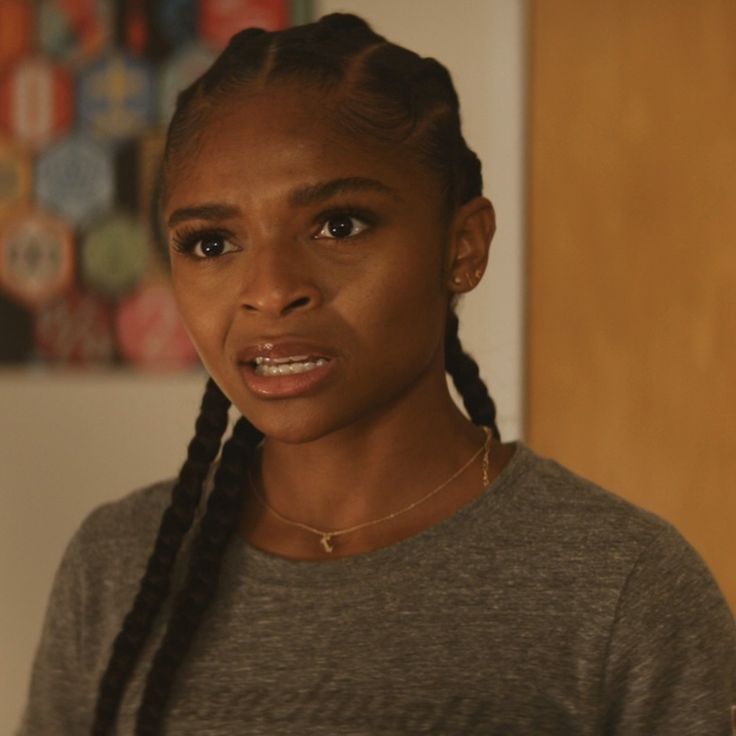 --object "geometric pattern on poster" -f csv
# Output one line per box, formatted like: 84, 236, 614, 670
36, 134, 114, 226
35, 289, 116, 364
82, 212, 150, 297
0, 56, 74, 150
77, 52, 154, 141
116, 280, 199, 369
0, 209, 75, 308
